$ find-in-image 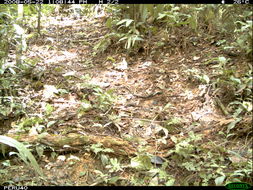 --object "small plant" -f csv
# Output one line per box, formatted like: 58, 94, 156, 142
93, 87, 117, 111
185, 68, 210, 84
94, 17, 144, 54
116, 19, 144, 50
0, 135, 43, 176
168, 131, 202, 159
77, 99, 92, 117
105, 158, 123, 173
45, 103, 54, 116
131, 153, 153, 171
15, 116, 45, 133
164, 117, 183, 134
87, 143, 114, 156
93, 33, 115, 55
76, 74, 117, 114
209, 57, 252, 137
93, 169, 120, 185
209, 56, 233, 77
233, 20, 252, 57
157, 6, 190, 28
165, 131, 252, 185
